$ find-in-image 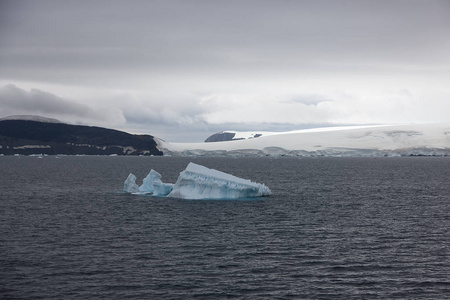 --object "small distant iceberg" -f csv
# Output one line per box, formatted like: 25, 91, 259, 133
124, 162, 271, 200
124, 170, 174, 196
